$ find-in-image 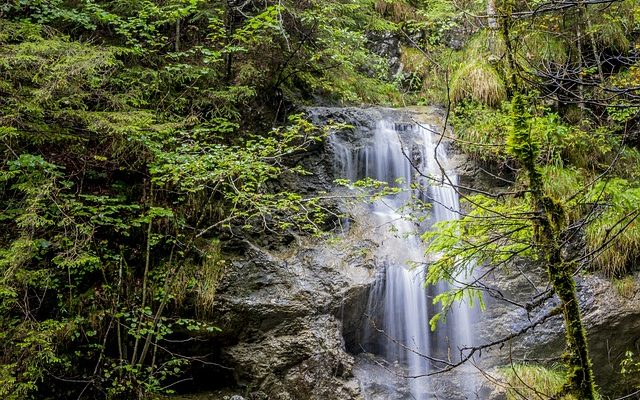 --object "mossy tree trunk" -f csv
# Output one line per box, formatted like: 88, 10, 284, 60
499, 1, 597, 394
510, 92, 598, 400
